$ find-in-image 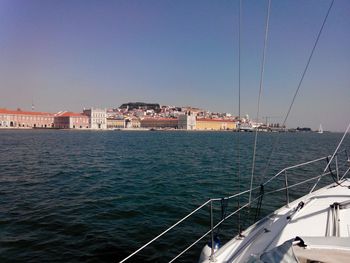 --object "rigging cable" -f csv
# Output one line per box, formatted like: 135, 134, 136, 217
249, 0, 272, 205
236, 0, 242, 235
254, 184, 264, 221
258, 0, 335, 185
